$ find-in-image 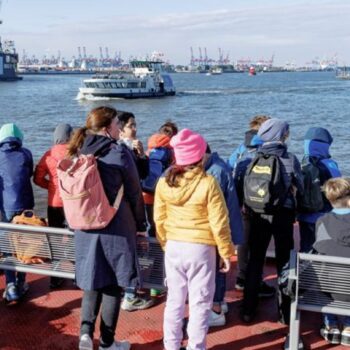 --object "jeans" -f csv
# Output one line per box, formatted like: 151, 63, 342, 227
0, 209, 26, 286
213, 252, 226, 303
299, 221, 316, 253
324, 313, 350, 328
242, 208, 295, 324
81, 285, 122, 347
